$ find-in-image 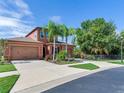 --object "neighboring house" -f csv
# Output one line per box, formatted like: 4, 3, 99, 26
4, 27, 74, 60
